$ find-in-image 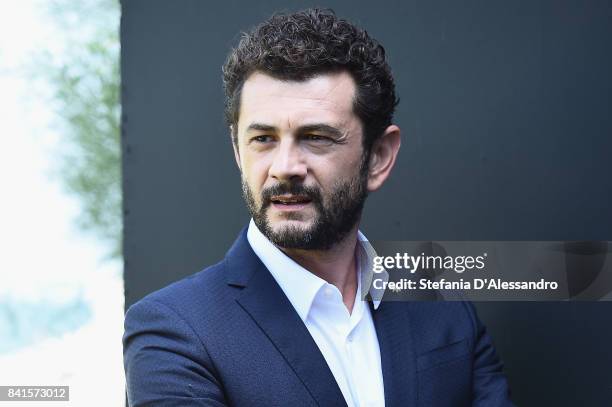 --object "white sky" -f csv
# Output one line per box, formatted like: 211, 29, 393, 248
0, 2, 125, 404
0, 0, 120, 299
